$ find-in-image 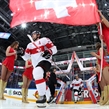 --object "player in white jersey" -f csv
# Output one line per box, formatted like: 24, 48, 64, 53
22, 31, 57, 106
70, 74, 84, 103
